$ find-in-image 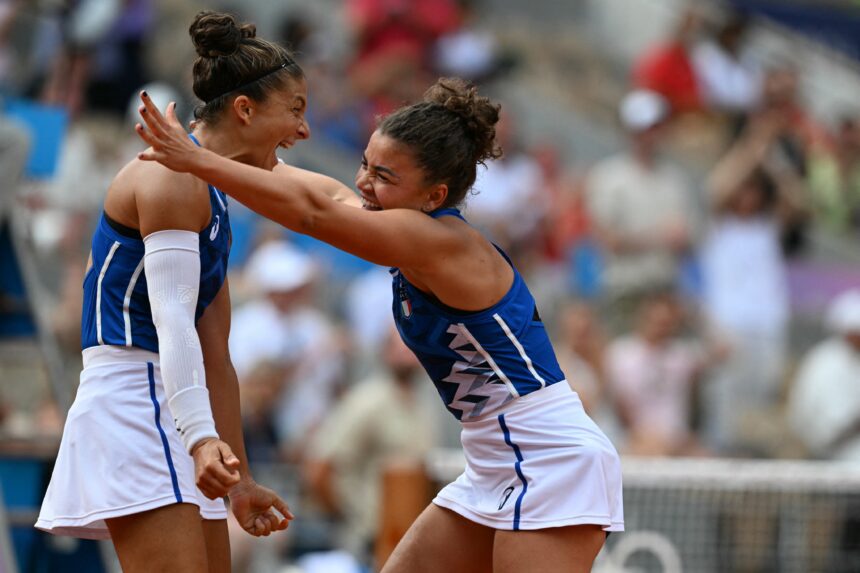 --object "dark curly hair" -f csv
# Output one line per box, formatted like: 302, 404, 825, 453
378, 78, 503, 207
189, 11, 304, 124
